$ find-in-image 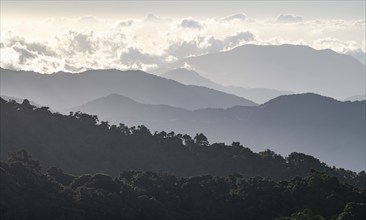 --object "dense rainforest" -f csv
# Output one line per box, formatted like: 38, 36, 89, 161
1, 98, 365, 187
1, 98, 366, 219
1, 150, 365, 220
